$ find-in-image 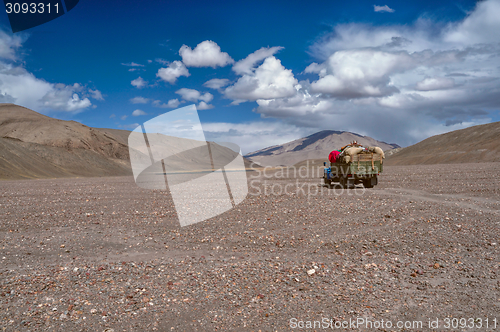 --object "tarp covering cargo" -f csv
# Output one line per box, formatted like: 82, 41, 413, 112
338, 143, 385, 164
